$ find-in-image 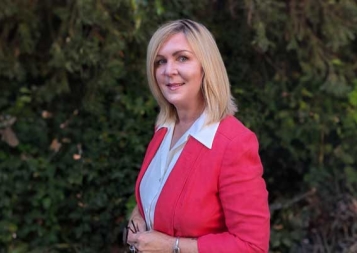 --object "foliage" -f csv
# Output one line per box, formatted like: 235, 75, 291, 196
236, 0, 357, 251
0, 0, 356, 252
0, 0, 158, 252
